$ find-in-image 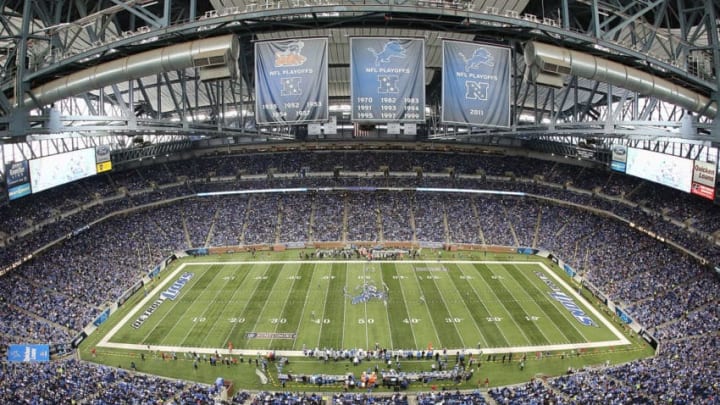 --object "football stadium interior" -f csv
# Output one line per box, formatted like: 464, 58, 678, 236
0, 0, 719, 403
